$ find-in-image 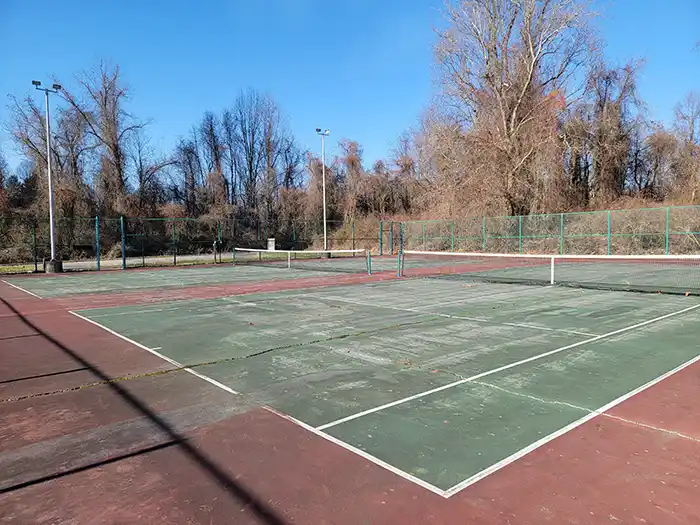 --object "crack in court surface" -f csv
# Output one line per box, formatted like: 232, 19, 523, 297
311, 295, 598, 337
472, 379, 700, 445
0, 310, 462, 405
